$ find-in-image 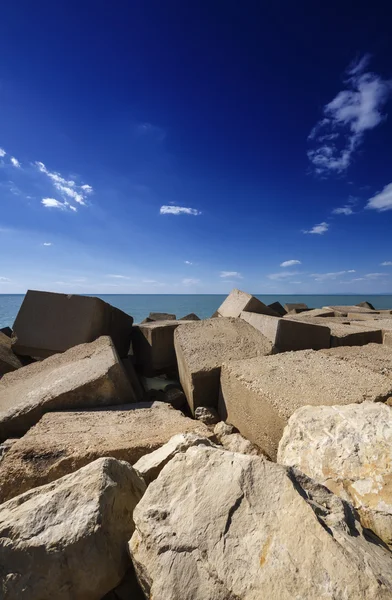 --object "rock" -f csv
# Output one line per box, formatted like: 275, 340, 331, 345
278, 402, 392, 548
101, 565, 145, 600
0, 438, 18, 462
214, 421, 235, 440
194, 406, 219, 425
220, 432, 265, 456
241, 311, 330, 352
267, 301, 286, 316
0, 326, 12, 337
0, 336, 137, 442
132, 320, 193, 376
179, 313, 200, 321
174, 317, 273, 413
357, 301, 376, 310
322, 344, 392, 376
0, 457, 146, 600
121, 357, 144, 401
0, 401, 214, 503
134, 432, 215, 484
164, 388, 187, 410
11, 289, 134, 359
215, 288, 279, 318
219, 349, 392, 459
140, 317, 154, 324
283, 302, 308, 312
130, 446, 392, 600
0, 331, 23, 376
148, 312, 176, 321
